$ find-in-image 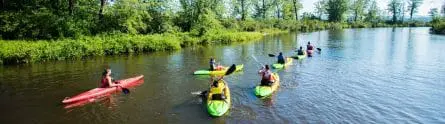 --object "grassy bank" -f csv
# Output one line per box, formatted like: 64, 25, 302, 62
0, 31, 265, 64
0, 19, 431, 65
